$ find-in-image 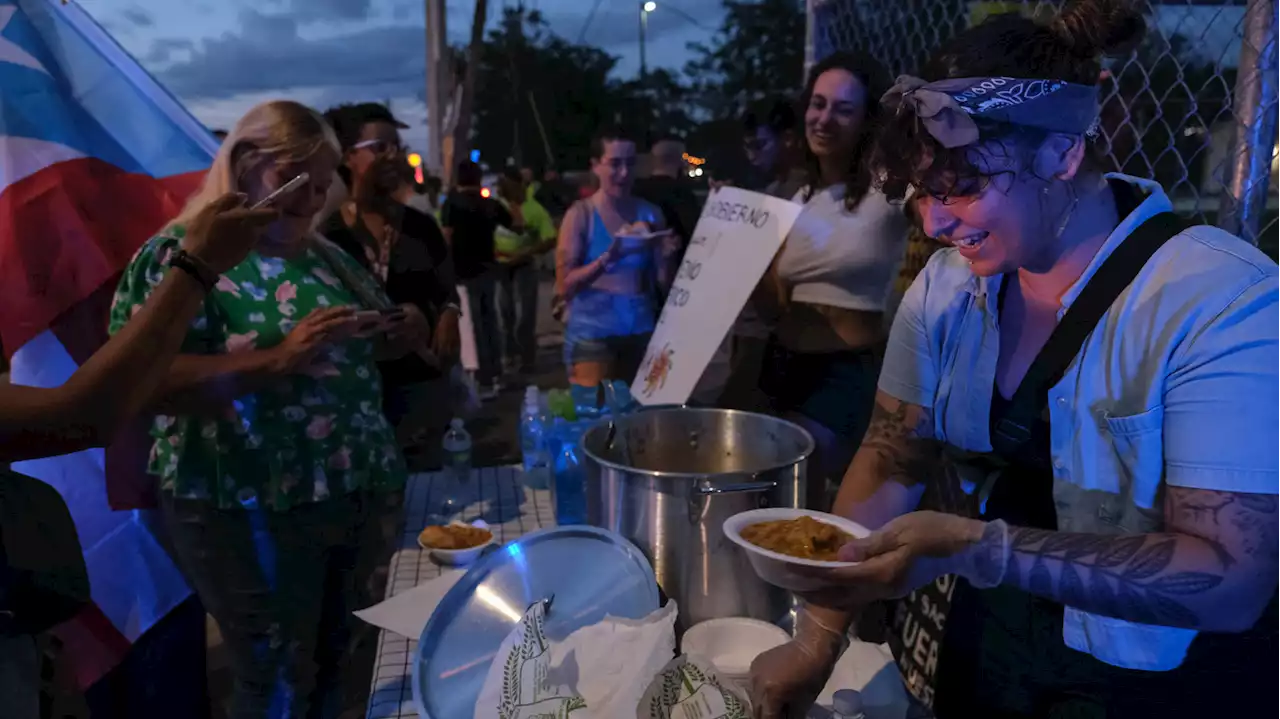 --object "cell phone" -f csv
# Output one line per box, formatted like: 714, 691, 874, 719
352, 308, 403, 334
250, 172, 311, 210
